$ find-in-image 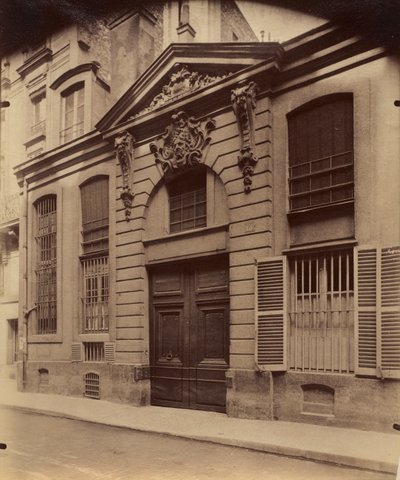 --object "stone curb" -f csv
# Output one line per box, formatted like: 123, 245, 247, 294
1, 403, 397, 475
